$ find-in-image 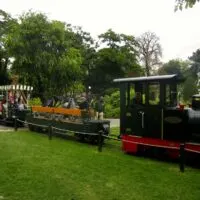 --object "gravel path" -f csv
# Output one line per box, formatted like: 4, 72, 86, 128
0, 125, 14, 132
